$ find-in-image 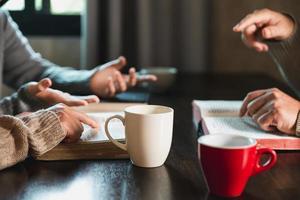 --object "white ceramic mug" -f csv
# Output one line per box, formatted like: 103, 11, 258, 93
105, 105, 174, 168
